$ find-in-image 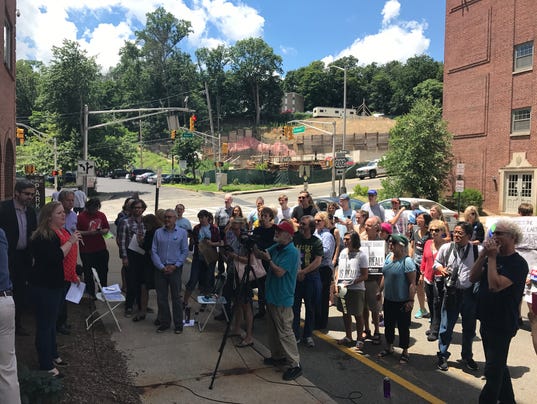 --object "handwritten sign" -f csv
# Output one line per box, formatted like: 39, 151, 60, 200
360, 240, 386, 275
485, 216, 537, 270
